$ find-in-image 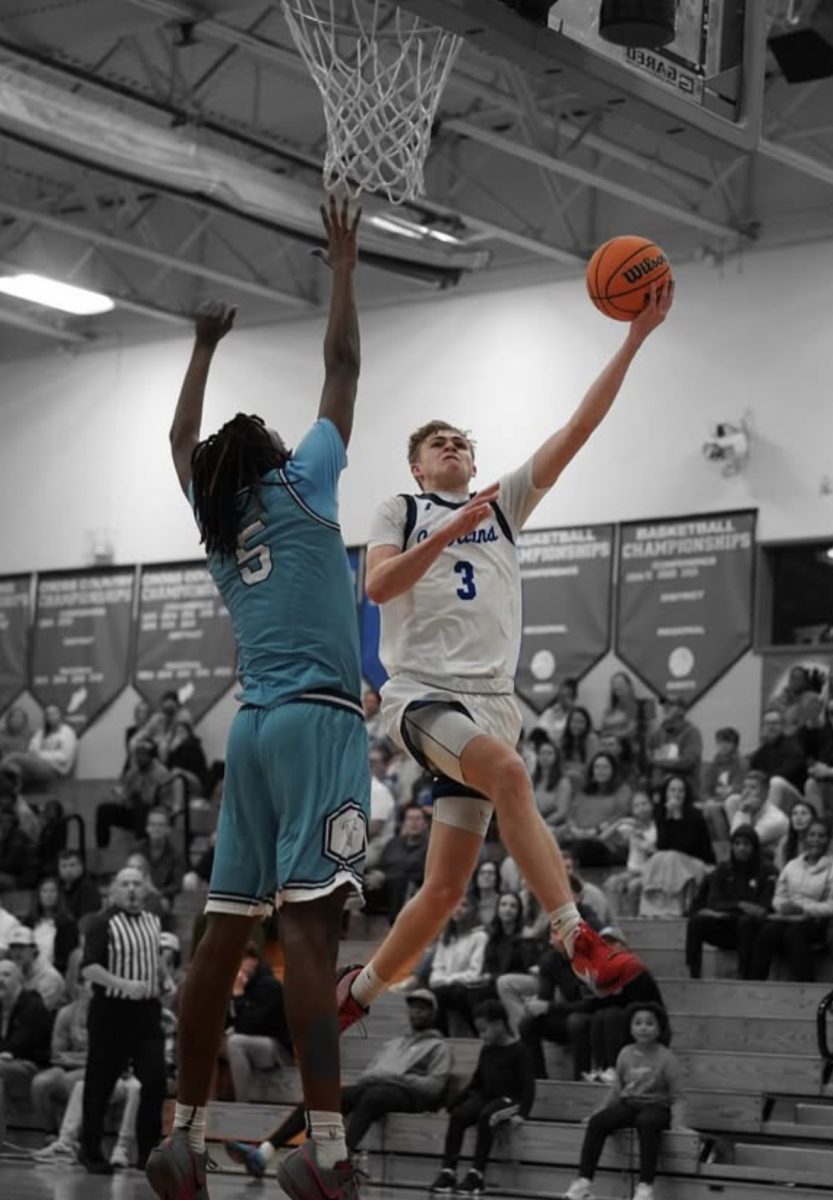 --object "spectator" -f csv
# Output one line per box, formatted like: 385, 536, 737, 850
35, 797, 68, 877
597, 731, 639, 788
702, 726, 747, 802
96, 739, 172, 848
362, 687, 385, 742
581, 938, 665, 1085
183, 832, 216, 893
79, 865, 166, 1172
469, 861, 501, 928
461, 893, 529, 1026
749, 708, 807, 810
724, 771, 789, 851
639, 777, 714, 918
0, 800, 38, 889
430, 999, 534, 1198
564, 1002, 687, 1200
30, 984, 90, 1137
648, 698, 703, 798
560, 706, 599, 787
563, 753, 632, 868
775, 665, 820, 737
776, 798, 817, 869
685, 827, 777, 979
3, 704, 77, 790
530, 738, 572, 829
136, 808, 185, 908
124, 699, 152, 760
747, 818, 833, 981
428, 897, 489, 1036
604, 791, 658, 917
0, 761, 40, 842
8, 925, 66, 1011
166, 715, 208, 796
26, 876, 79, 975
0, 705, 31, 758
534, 678, 578, 746
133, 690, 181, 765
33, 1072, 141, 1169
499, 846, 611, 927
57, 849, 101, 922
222, 944, 292, 1103
0, 959, 52, 1149
364, 803, 429, 922
365, 746, 396, 865
803, 693, 833, 820
0, 886, 23, 952
228, 989, 452, 1179
599, 672, 638, 743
